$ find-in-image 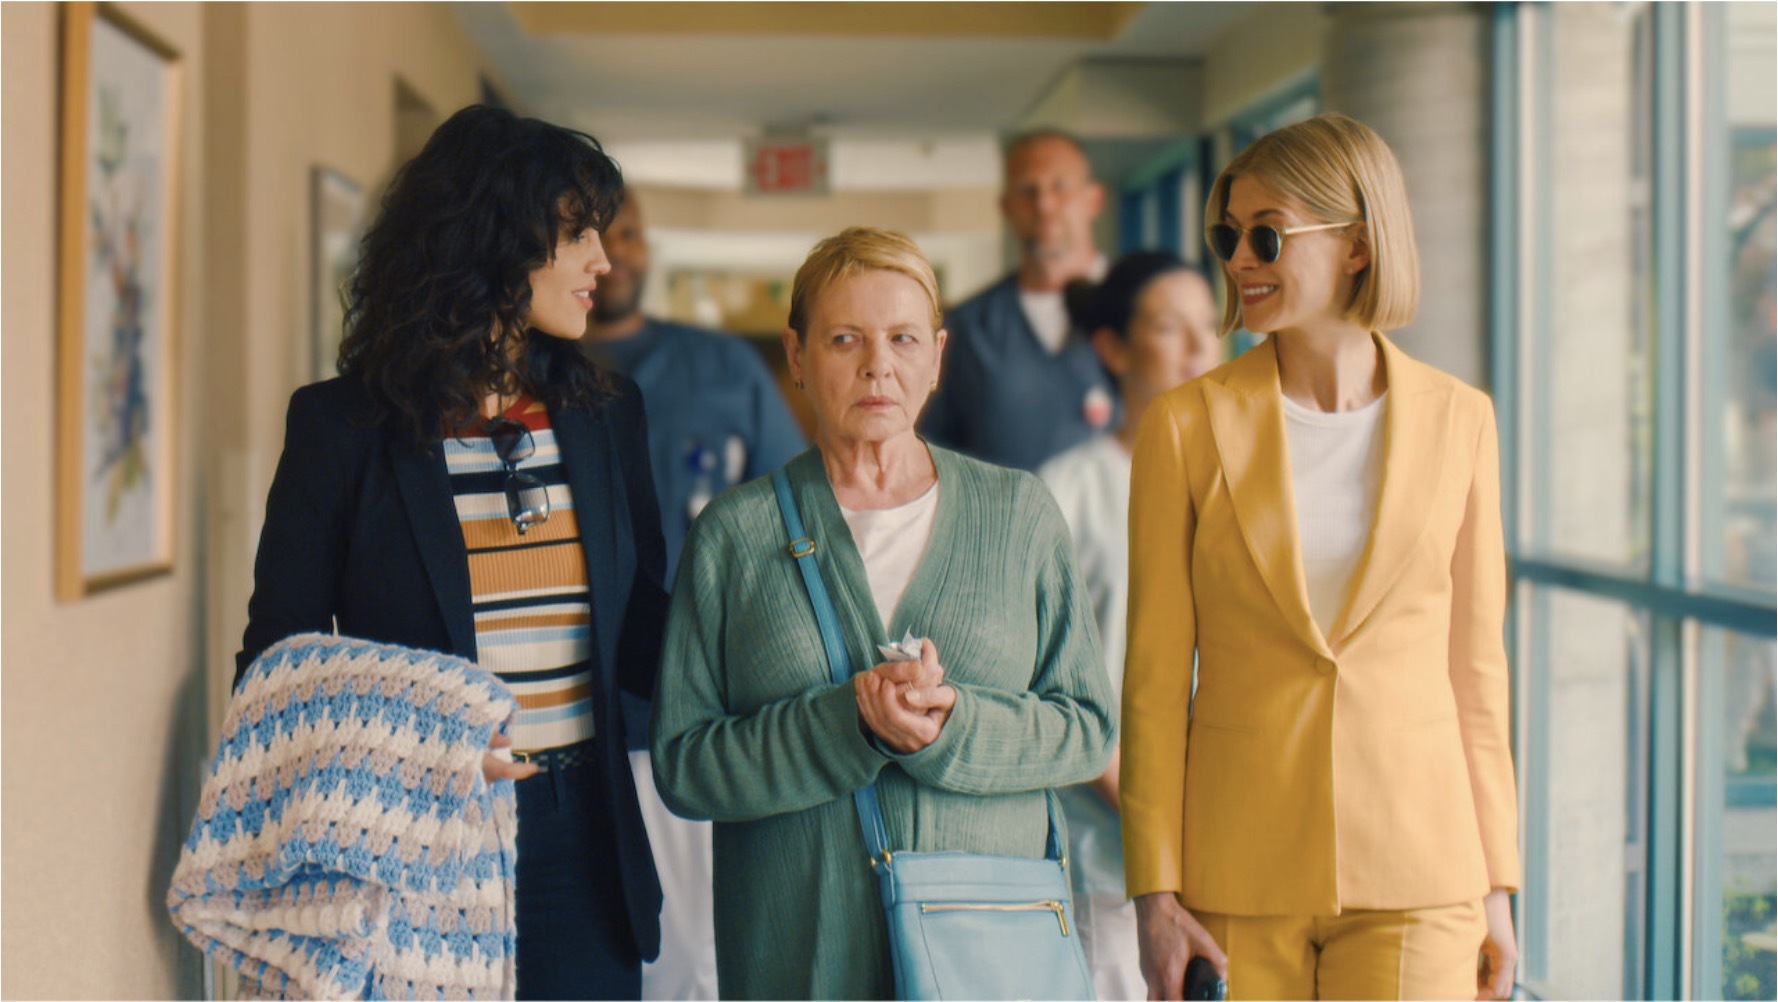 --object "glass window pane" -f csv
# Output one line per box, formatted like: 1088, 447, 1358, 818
1520, 585, 1650, 998
1530, 2, 1655, 568
1694, 625, 1778, 1000
1179, 166, 1202, 268
1704, 3, 1777, 594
